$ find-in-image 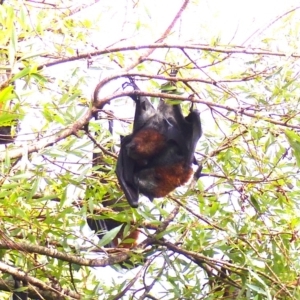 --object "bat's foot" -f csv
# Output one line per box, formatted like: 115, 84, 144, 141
194, 164, 203, 179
